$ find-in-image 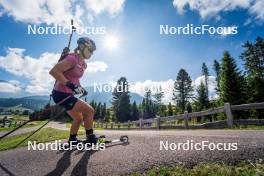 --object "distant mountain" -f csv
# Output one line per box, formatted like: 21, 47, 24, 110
85, 89, 143, 107
23, 95, 50, 101
0, 97, 49, 110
